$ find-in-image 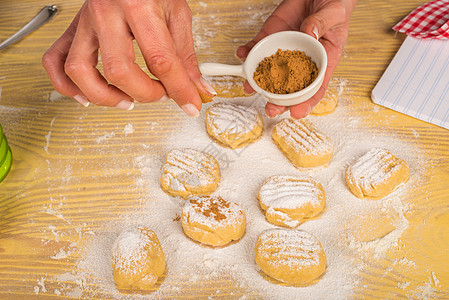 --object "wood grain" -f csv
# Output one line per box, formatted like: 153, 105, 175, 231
1, 0, 448, 298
